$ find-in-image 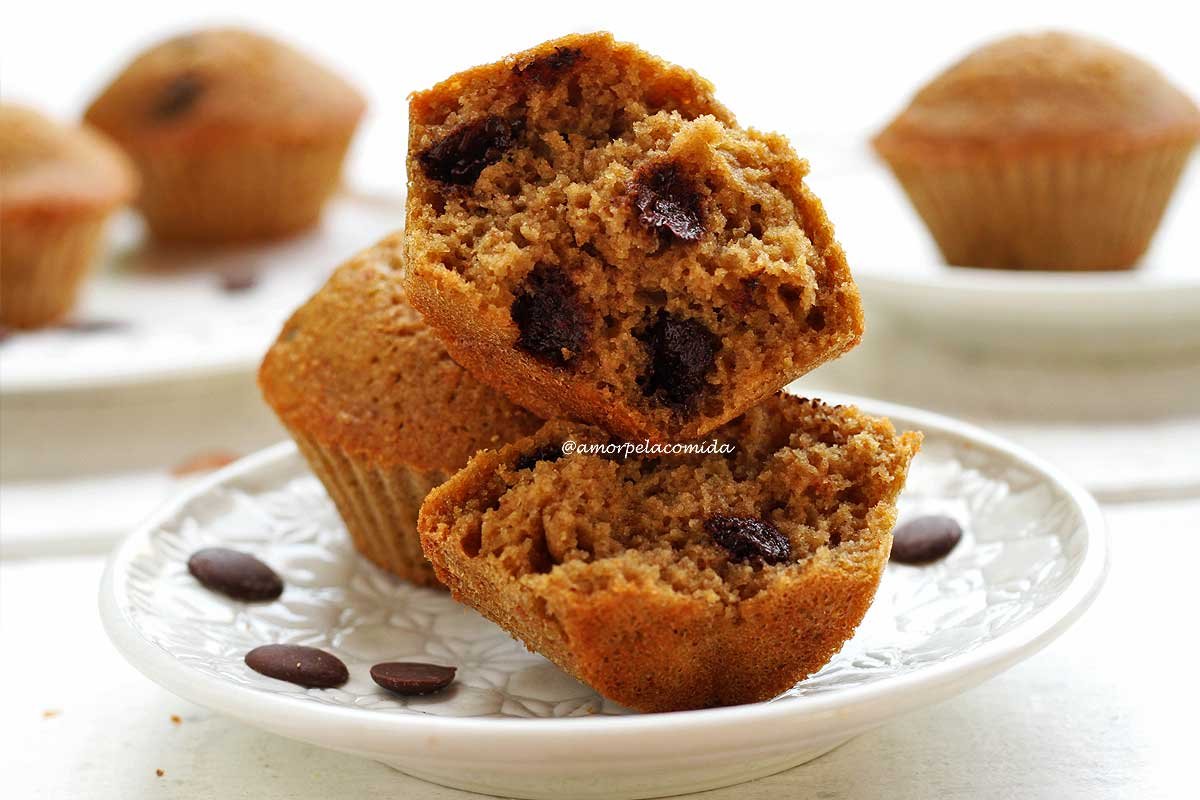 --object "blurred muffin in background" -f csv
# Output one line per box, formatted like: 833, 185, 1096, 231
259, 233, 542, 587
1, 104, 136, 328
85, 28, 365, 242
874, 32, 1200, 270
